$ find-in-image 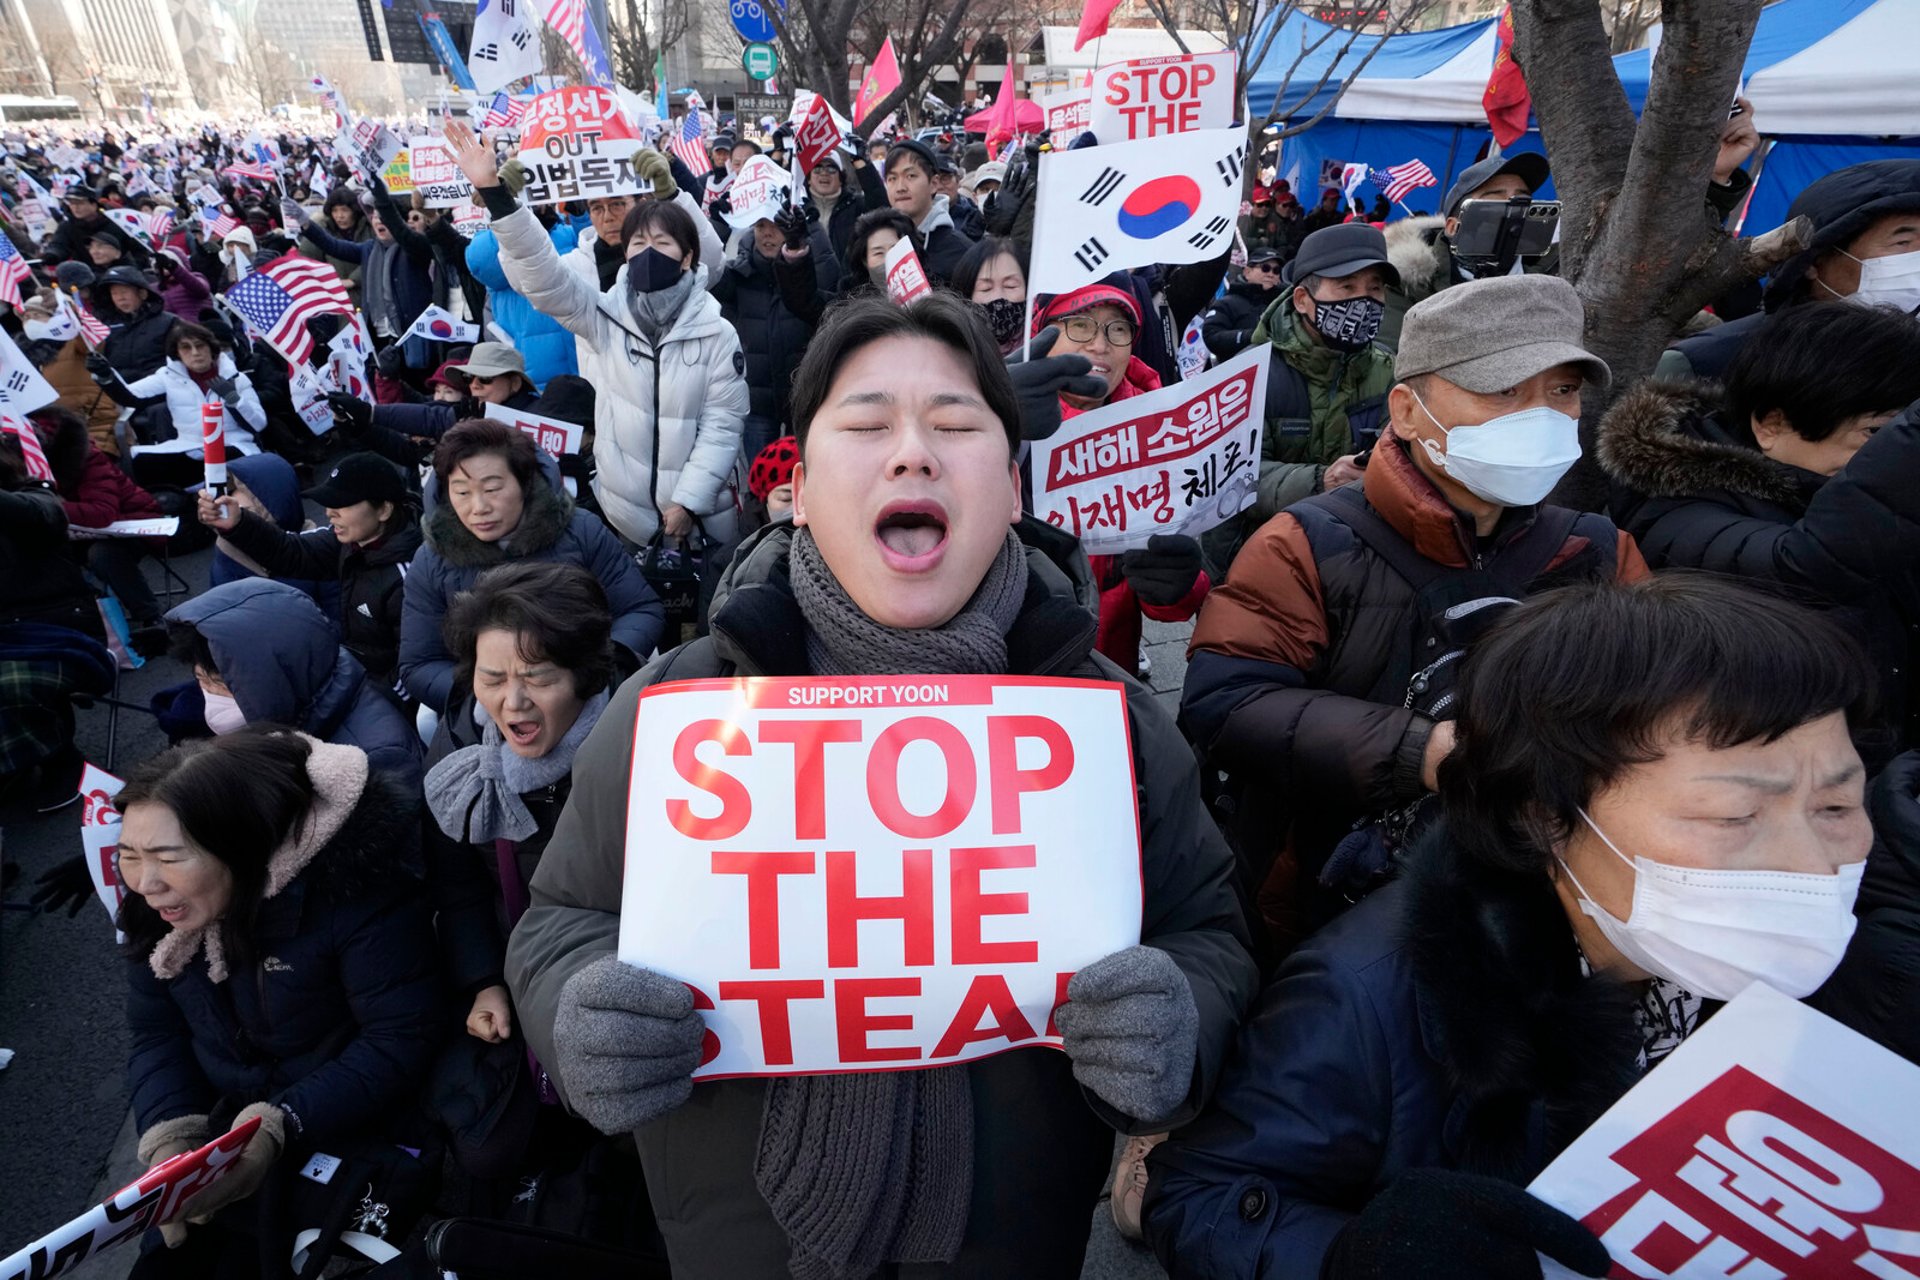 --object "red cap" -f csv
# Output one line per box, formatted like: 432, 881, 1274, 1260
1034, 282, 1142, 332
426, 360, 469, 391
1251, 185, 1272, 202
749, 435, 800, 501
